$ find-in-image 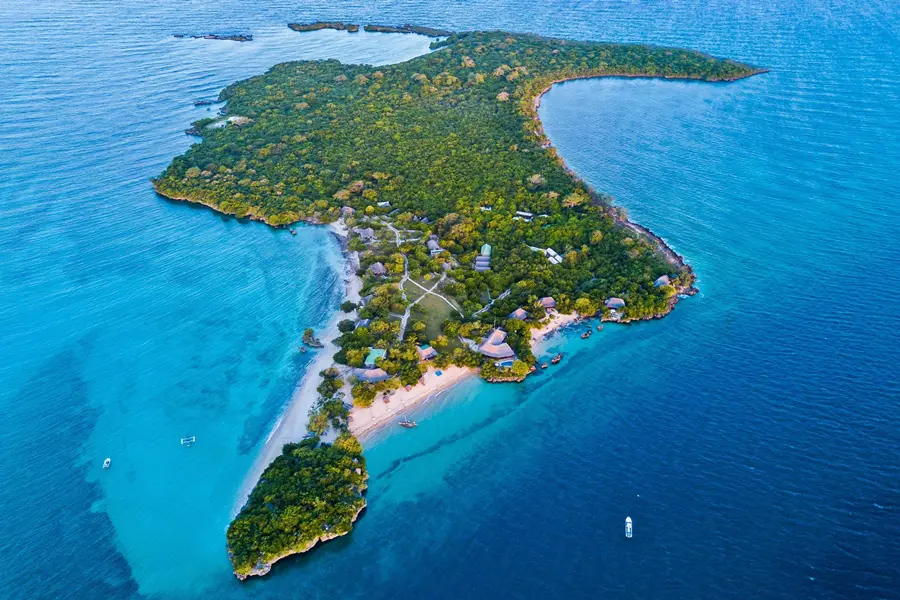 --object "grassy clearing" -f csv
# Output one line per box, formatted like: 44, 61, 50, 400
413, 293, 455, 341
402, 280, 426, 302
